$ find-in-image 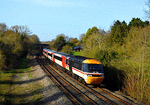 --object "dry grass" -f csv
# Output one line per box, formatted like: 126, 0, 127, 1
123, 72, 150, 104
110, 58, 150, 104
